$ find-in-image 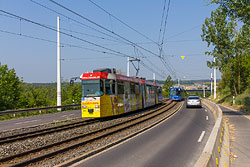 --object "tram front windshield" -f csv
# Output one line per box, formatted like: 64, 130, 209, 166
82, 79, 103, 97
170, 89, 181, 96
